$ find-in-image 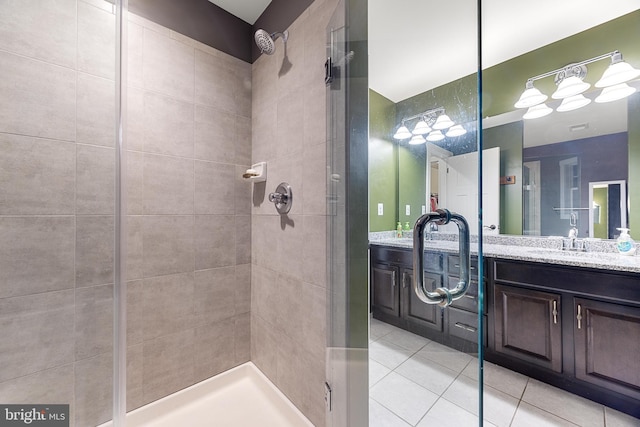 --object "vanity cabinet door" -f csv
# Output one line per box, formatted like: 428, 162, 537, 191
371, 263, 400, 318
574, 298, 640, 401
401, 269, 443, 332
494, 284, 562, 373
